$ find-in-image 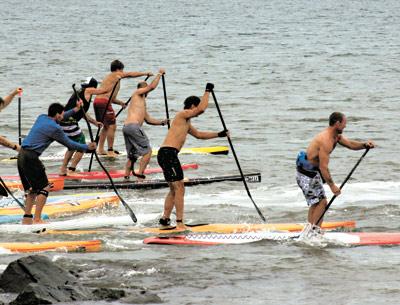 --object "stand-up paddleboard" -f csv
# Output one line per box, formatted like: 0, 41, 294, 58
0, 214, 49, 224
39, 220, 355, 236
0, 192, 119, 208
0, 193, 119, 217
1, 146, 229, 163
143, 231, 400, 246
1, 164, 199, 181
63, 172, 262, 190
4, 177, 64, 192
0, 240, 101, 253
